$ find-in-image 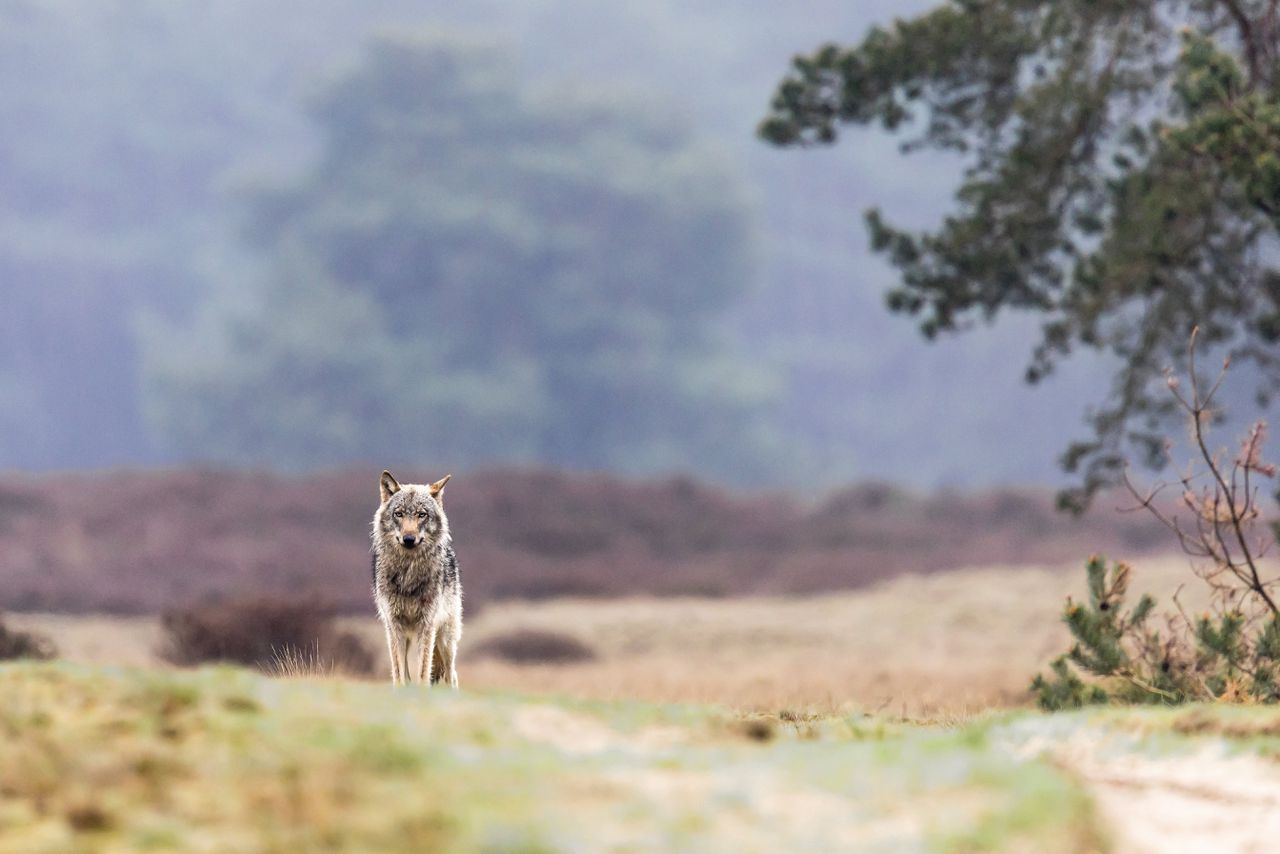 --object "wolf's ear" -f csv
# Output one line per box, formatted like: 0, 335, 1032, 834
429, 474, 452, 498
379, 470, 401, 504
